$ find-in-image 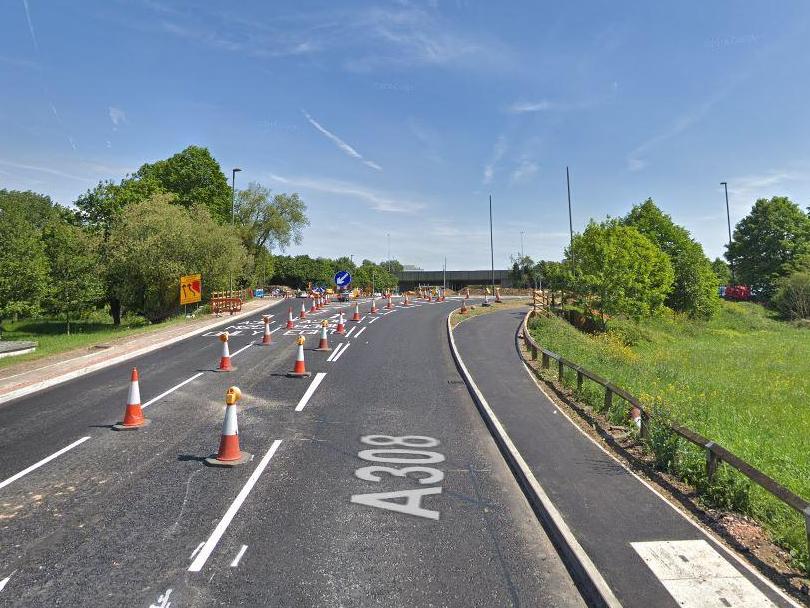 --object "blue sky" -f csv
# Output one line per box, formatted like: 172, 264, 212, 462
2, 1, 809, 270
